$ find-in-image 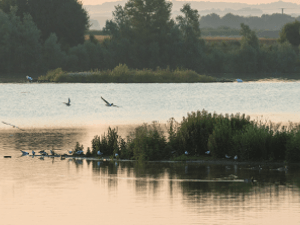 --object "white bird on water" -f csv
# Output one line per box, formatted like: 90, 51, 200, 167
97, 151, 103, 156
101, 96, 119, 107
225, 154, 231, 159
39, 150, 48, 156
20, 150, 29, 155
63, 98, 71, 106
26, 76, 33, 82
205, 151, 210, 155
185, 151, 188, 155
